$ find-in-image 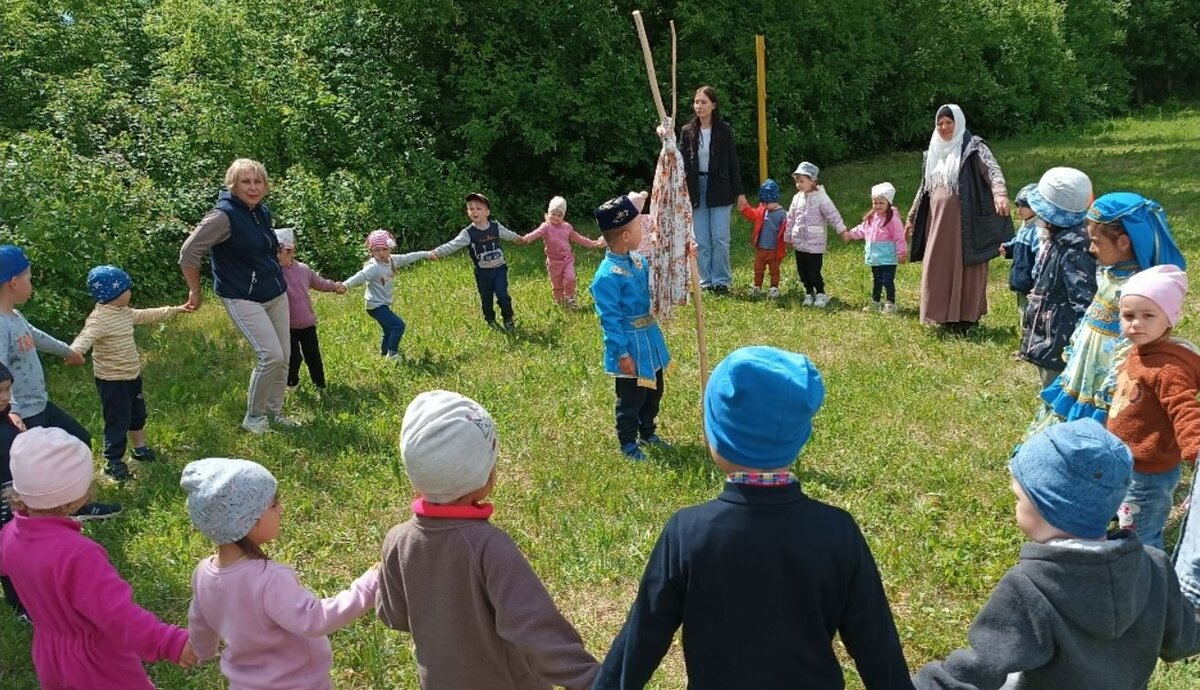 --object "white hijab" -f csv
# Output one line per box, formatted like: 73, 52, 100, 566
923, 104, 966, 193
